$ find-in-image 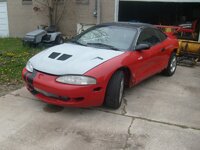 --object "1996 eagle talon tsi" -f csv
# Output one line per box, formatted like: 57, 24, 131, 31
22, 22, 179, 109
